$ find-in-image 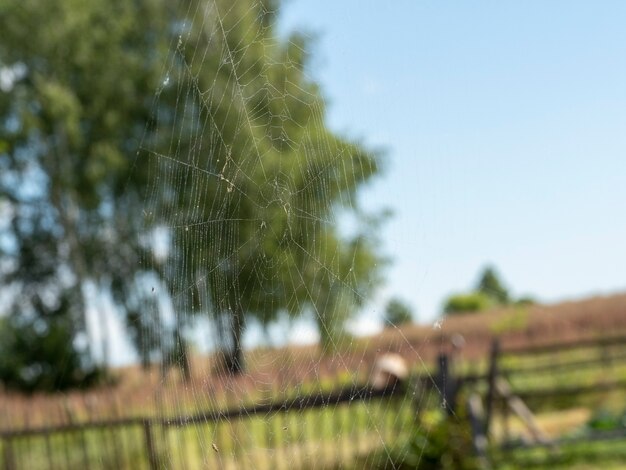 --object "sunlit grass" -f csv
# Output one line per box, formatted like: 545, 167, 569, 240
1, 395, 416, 469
